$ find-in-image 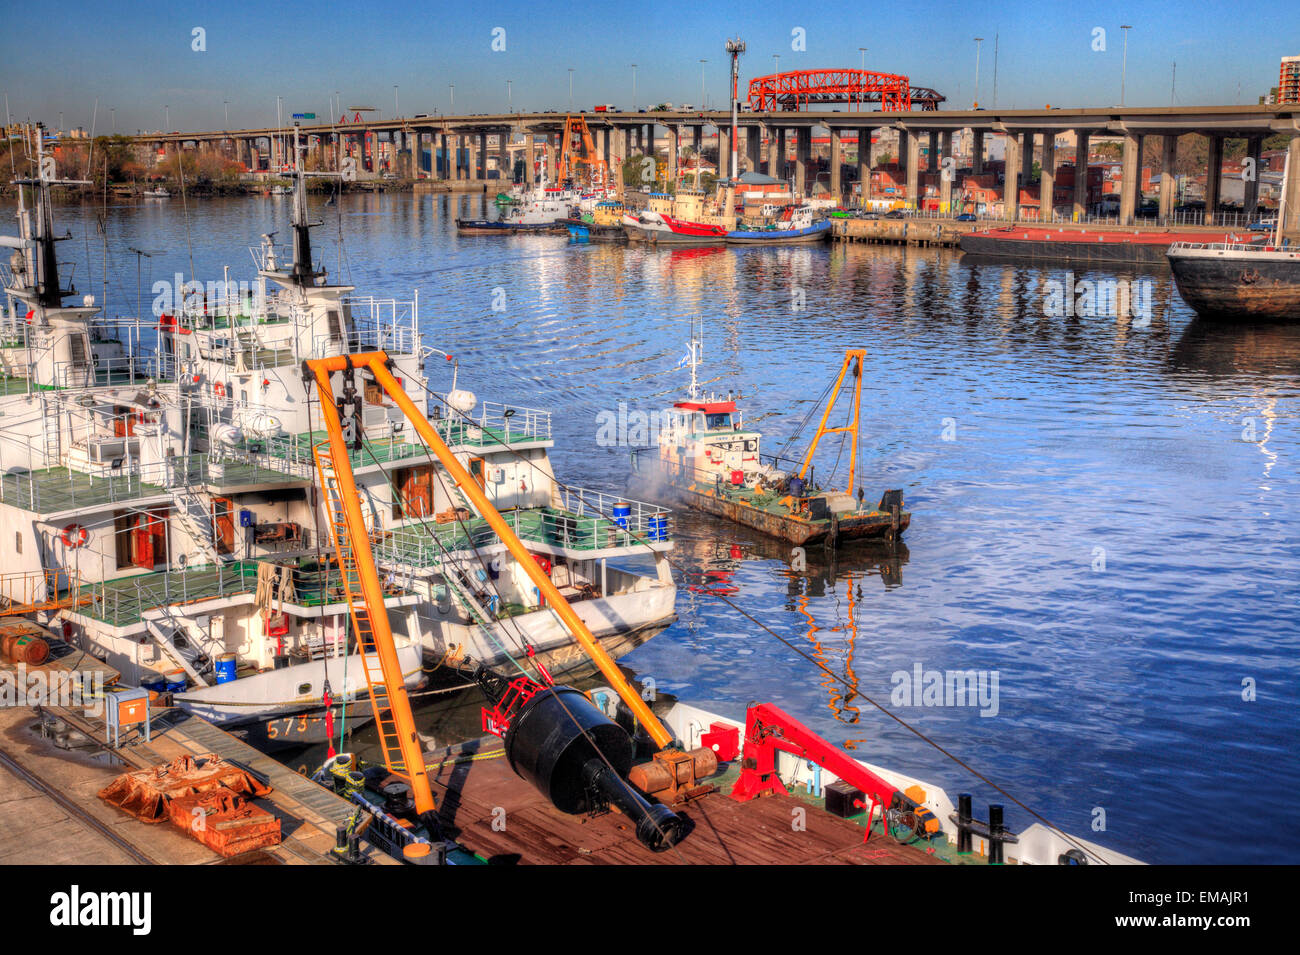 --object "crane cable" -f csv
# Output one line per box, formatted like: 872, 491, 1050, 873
412, 373, 1111, 864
